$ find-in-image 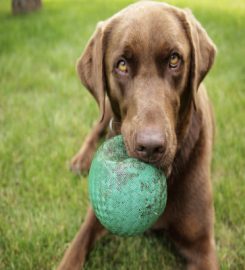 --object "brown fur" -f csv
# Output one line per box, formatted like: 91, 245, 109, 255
58, 2, 218, 269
